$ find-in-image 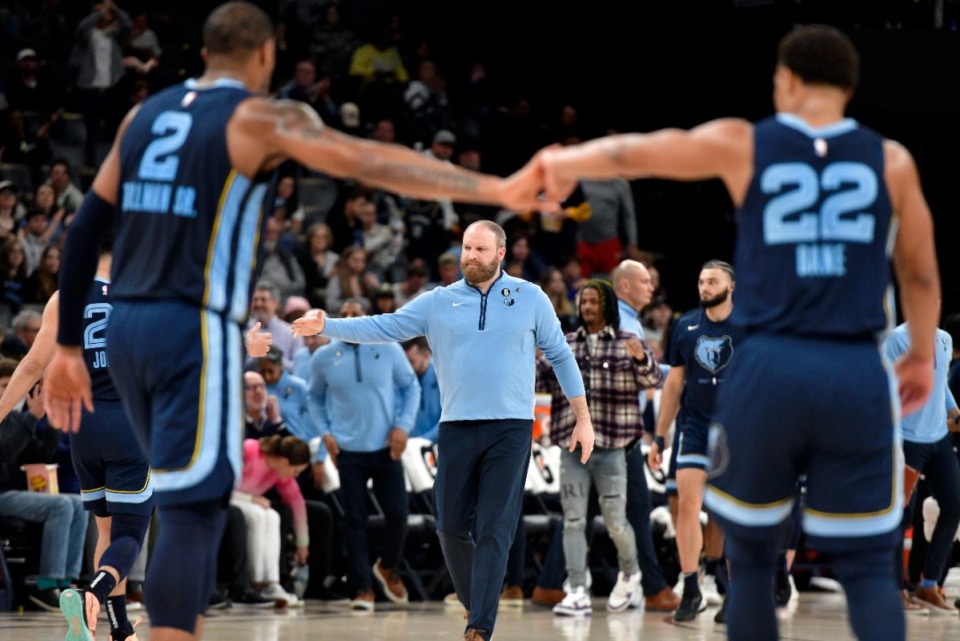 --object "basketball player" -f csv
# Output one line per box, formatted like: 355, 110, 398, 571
540, 24, 939, 641
649, 260, 742, 622
44, 4, 552, 641
0, 244, 152, 641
